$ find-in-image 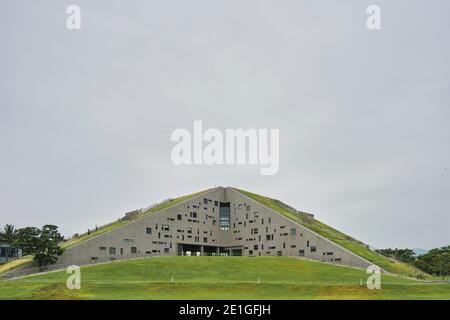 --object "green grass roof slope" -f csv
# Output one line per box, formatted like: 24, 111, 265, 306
235, 188, 429, 278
